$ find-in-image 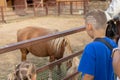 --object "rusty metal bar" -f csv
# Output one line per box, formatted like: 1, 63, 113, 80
57, 1, 83, 2
0, 26, 85, 54
63, 71, 79, 80
37, 50, 83, 73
